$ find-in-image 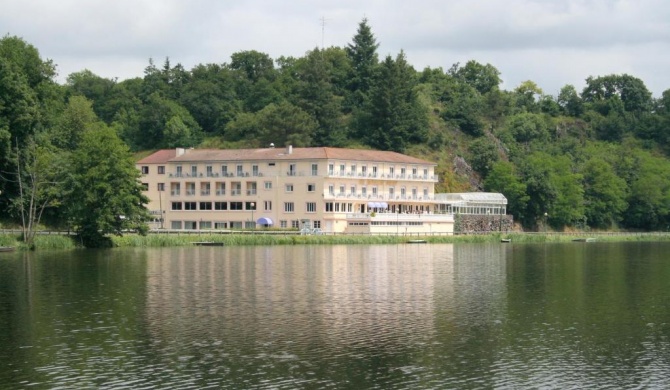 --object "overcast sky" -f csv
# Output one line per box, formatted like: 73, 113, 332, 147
3, 0, 669, 96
